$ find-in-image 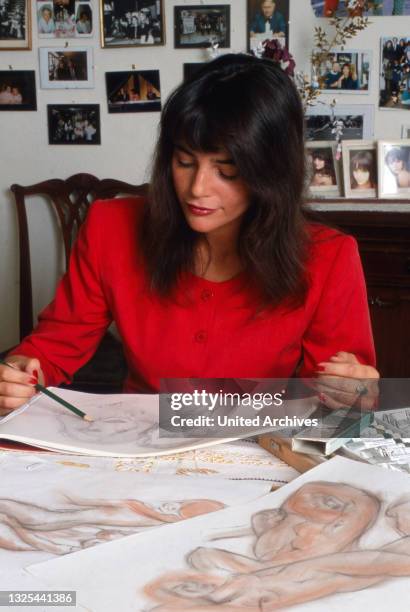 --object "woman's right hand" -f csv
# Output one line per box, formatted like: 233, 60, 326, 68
0, 355, 44, 414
